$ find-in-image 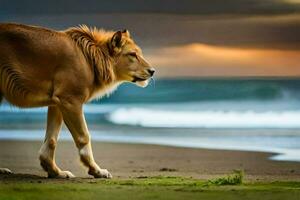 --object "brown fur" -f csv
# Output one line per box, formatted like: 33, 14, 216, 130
0, 23, 154, 178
